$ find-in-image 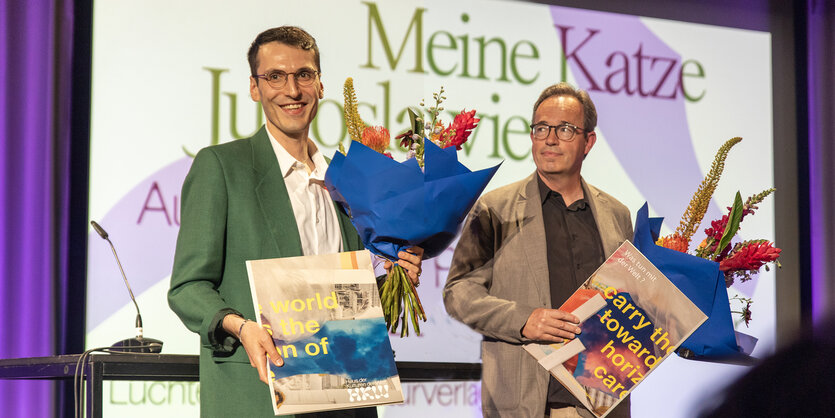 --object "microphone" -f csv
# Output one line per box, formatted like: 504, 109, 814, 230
90, 220, 163, 353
